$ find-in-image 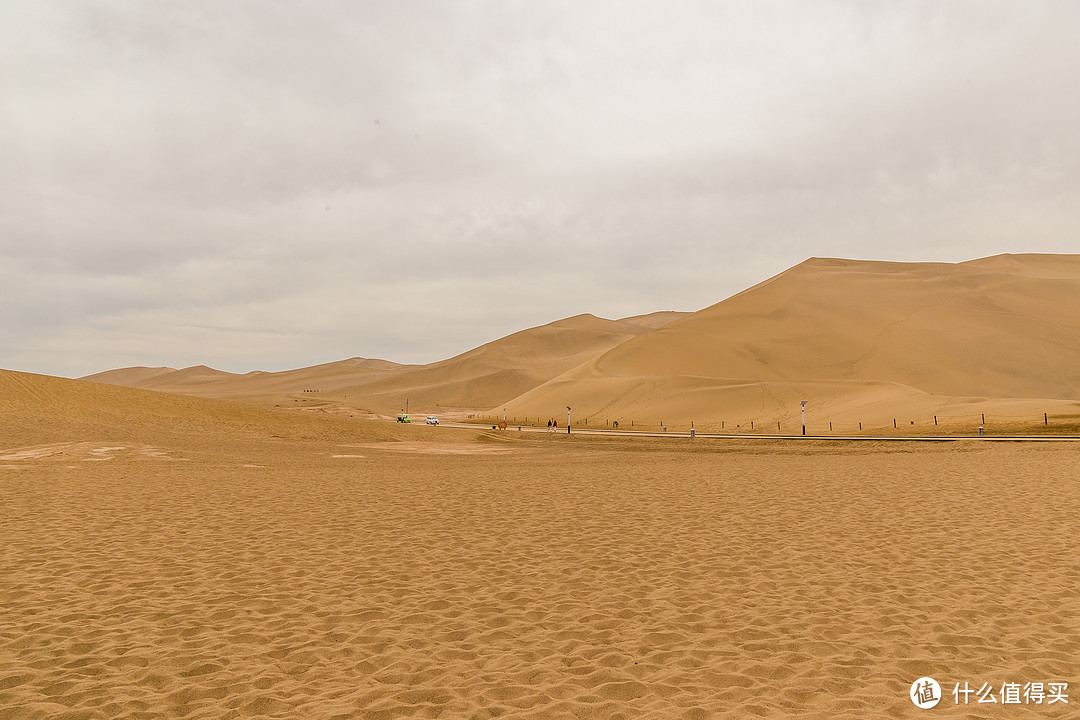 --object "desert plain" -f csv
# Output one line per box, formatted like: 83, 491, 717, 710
3, 255, 1080, 718
2, 367, 1078, 720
